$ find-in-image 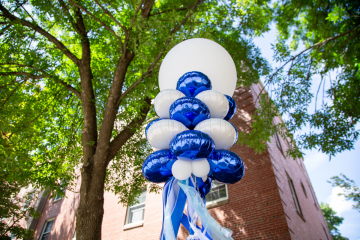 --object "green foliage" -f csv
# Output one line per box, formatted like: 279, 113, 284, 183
0, 171, 39, 239
320, 203, 347, 240
269, 0, 360, 157
329, 174, 360, 212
